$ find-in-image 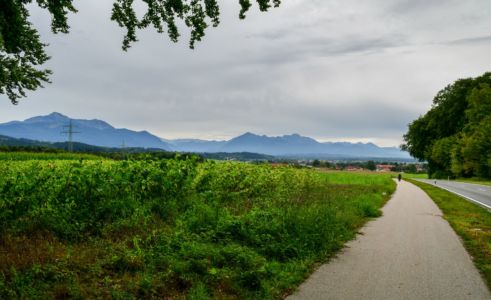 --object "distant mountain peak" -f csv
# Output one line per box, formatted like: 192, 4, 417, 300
241, 132, 257, 137
42, 112, 70, 121
24, 112, 69, 123
282, 133, 316, 141
48, 112, 68, 118
0, 112, 171, 150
